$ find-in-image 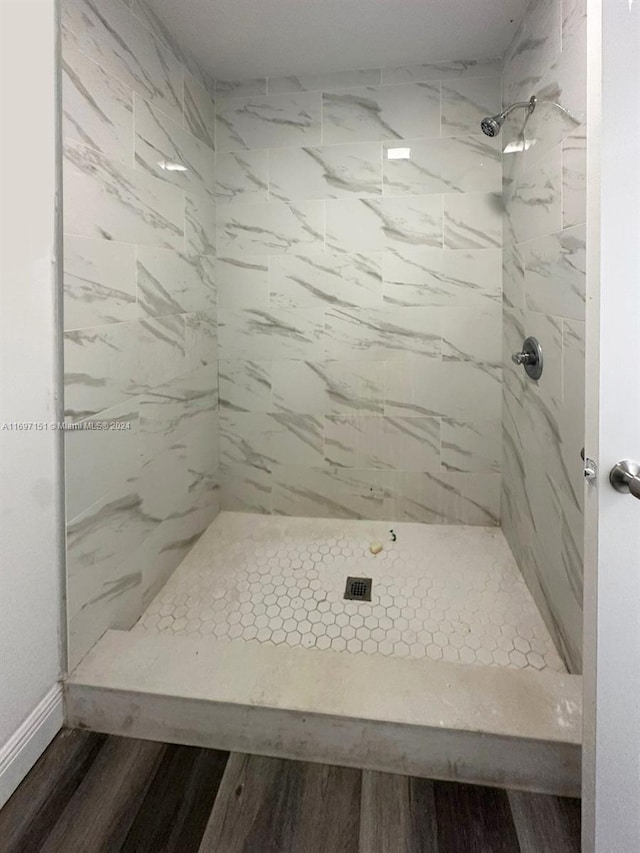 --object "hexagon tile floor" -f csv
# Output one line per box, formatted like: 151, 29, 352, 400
134, 512, 566, 673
